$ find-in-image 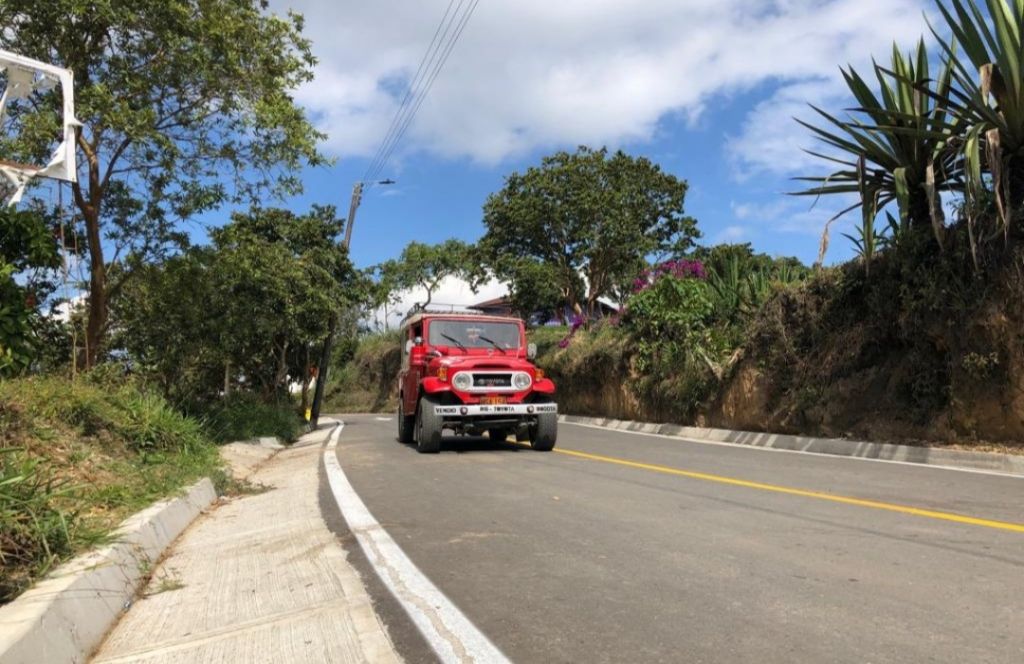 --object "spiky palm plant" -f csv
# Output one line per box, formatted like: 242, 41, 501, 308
794, 40, 960, 268
924, 0, 1024, 253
